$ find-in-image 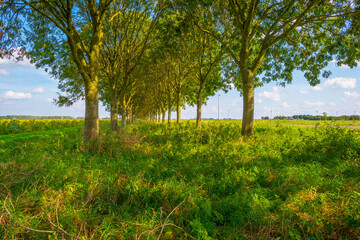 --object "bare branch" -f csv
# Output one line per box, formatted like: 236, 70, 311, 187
136, 197, 194, 240
1, 194, 84, 240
